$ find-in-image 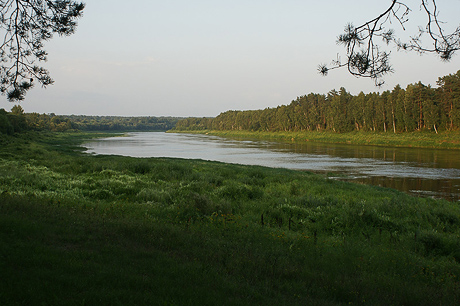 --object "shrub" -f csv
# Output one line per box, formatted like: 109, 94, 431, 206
129, 160, 152, 174
216, 182, 263, 201
0, 109, 14, 135
418, 231, 460, 260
